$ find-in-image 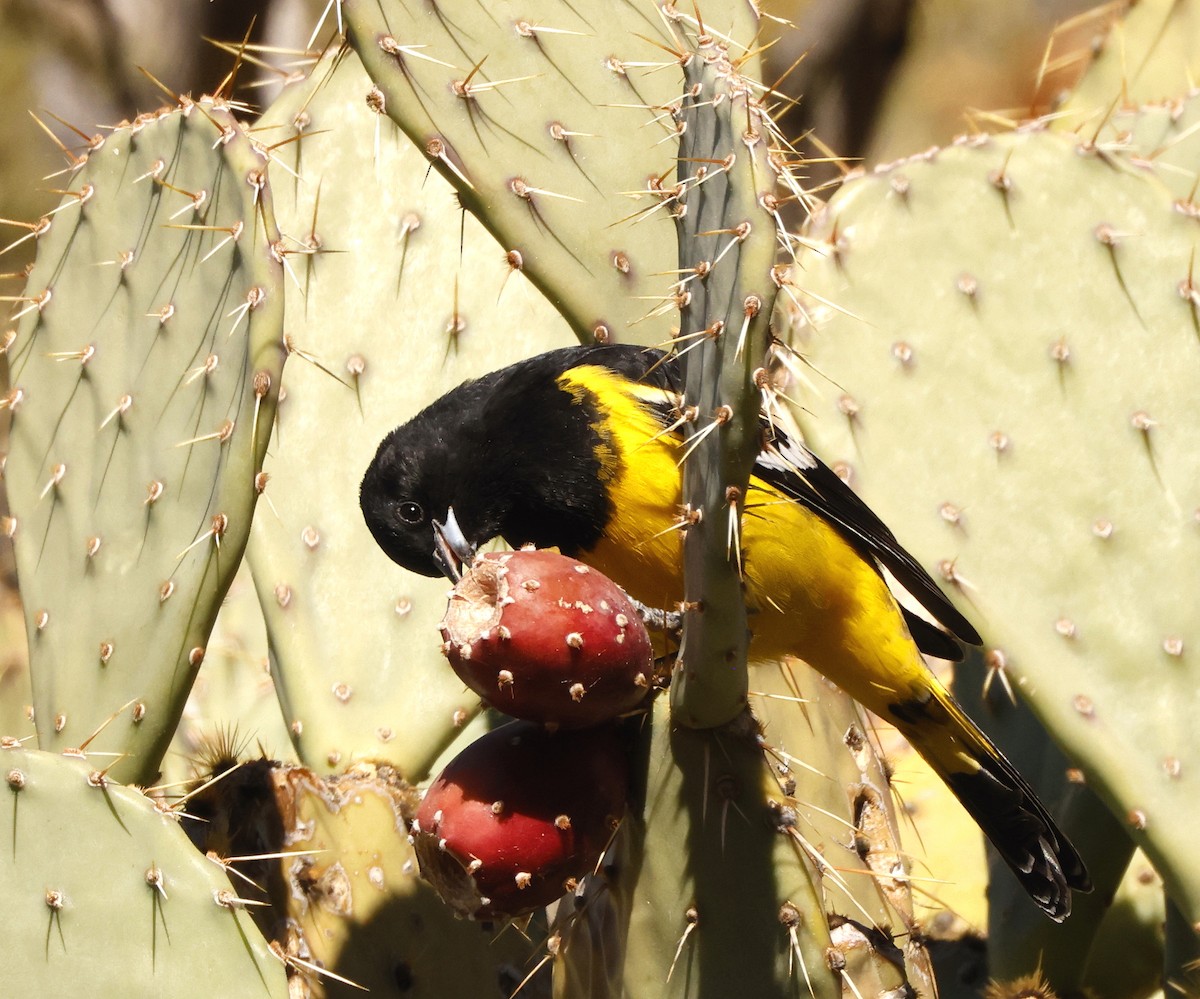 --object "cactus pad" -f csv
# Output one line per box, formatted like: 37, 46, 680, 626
0, 745, 287, 997
344, 0, 762, 345
784, 123, 1200, 928
247, 46, 570, 778
3, 99, 284, 785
